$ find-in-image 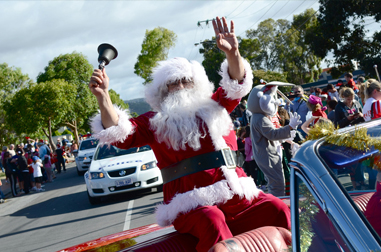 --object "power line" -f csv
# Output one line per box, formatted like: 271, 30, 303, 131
225, 0, 245, 18
284, 0, 307, 20
233, 2, 276, 20
230, 0, 258, 19
238, 0, 278, 37
364, 21, 378, 27
269, 0, 291, 20
188, 25, 200, 59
